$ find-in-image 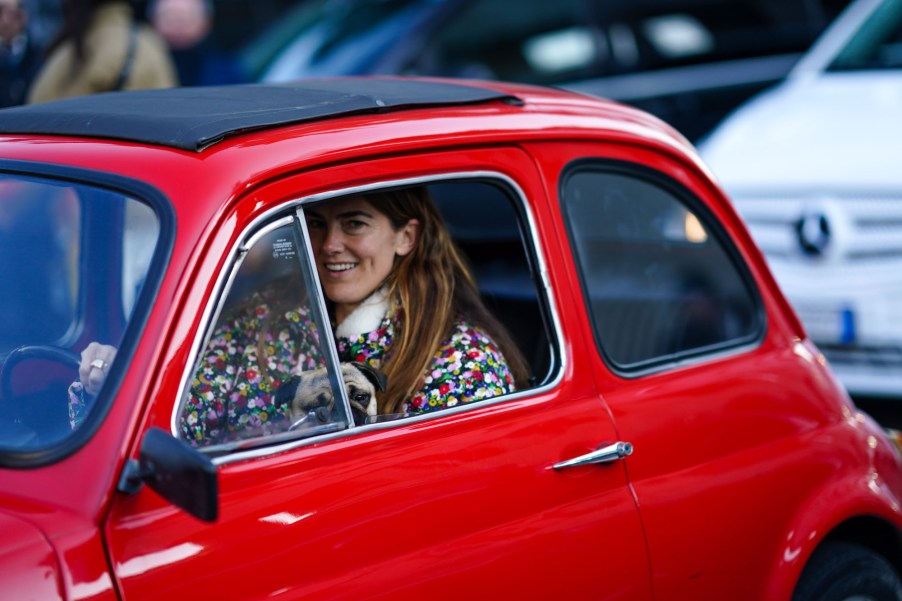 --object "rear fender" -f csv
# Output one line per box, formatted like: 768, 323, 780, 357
763, 441, 902, 600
